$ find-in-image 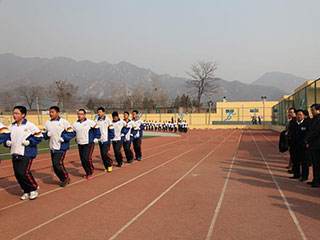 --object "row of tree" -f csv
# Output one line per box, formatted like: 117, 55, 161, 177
0, 61, 219, 113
